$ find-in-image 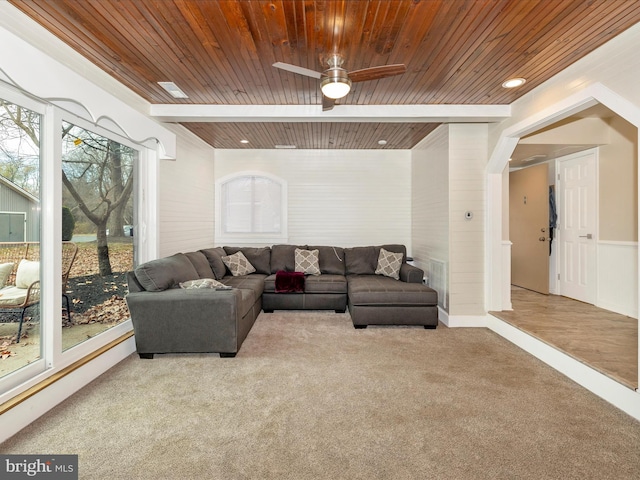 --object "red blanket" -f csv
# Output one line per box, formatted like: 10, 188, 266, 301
275, 270, 305, 293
